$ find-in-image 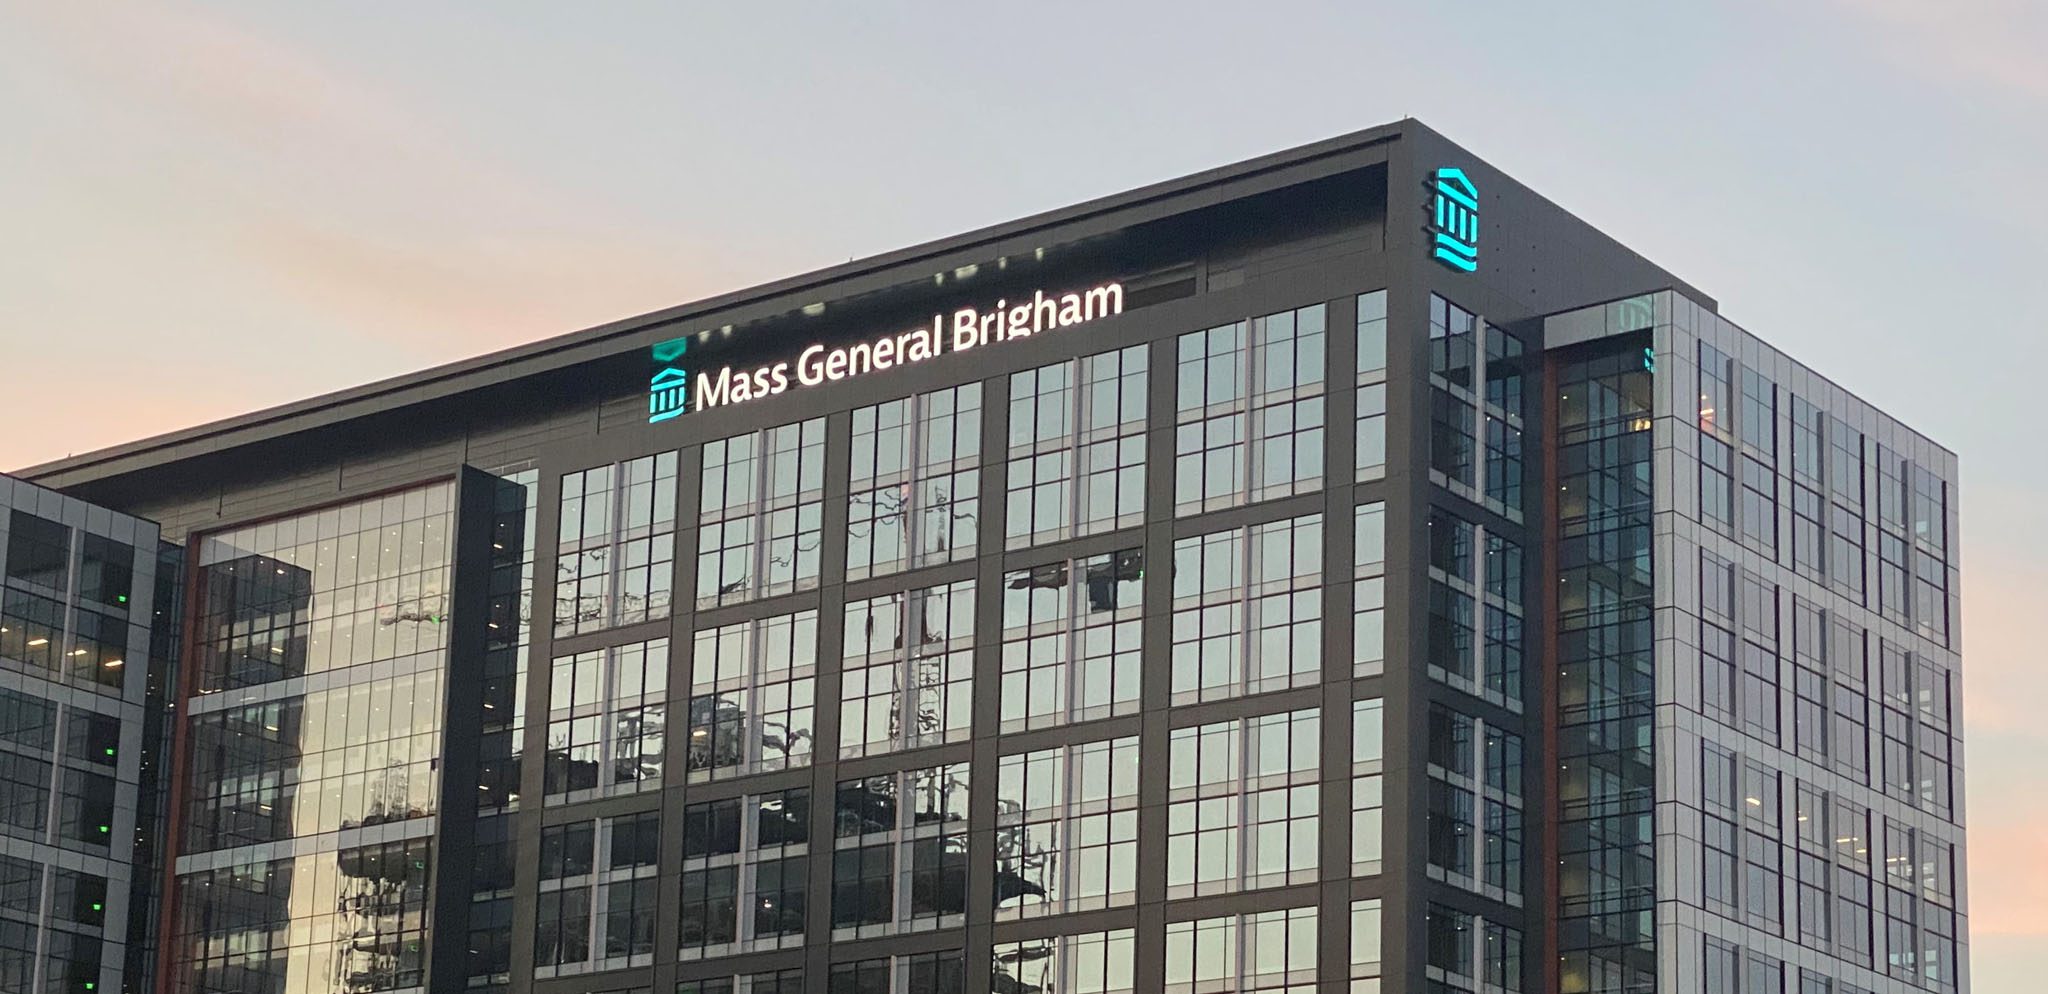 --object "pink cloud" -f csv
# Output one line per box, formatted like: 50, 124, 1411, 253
1827, 0, 2048, 103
